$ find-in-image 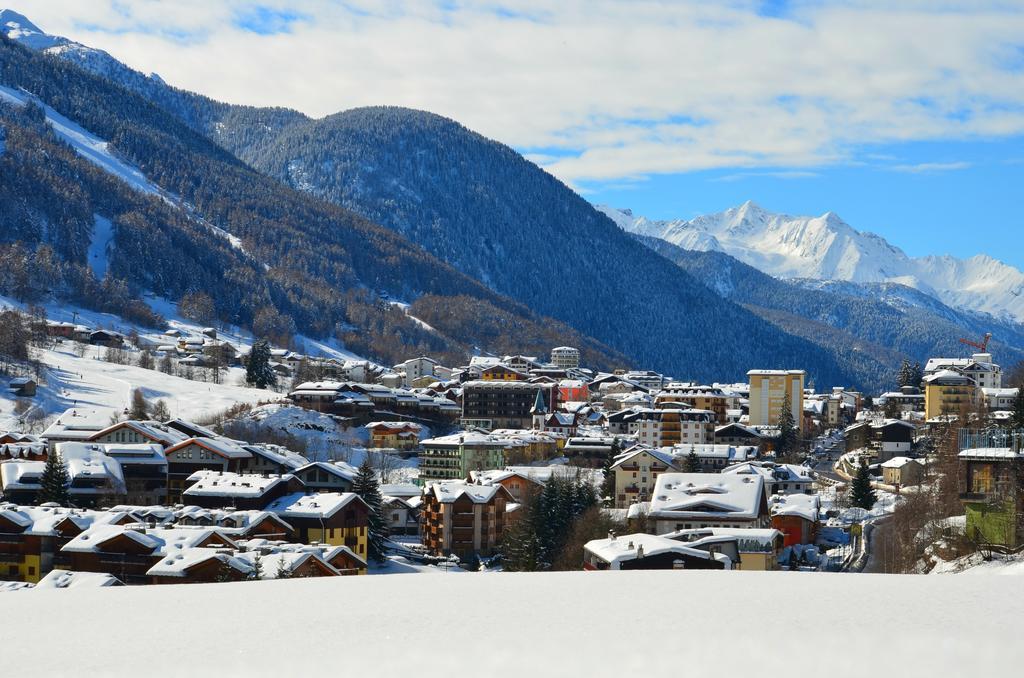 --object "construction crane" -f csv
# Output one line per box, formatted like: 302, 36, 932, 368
959, 332, 992, 352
